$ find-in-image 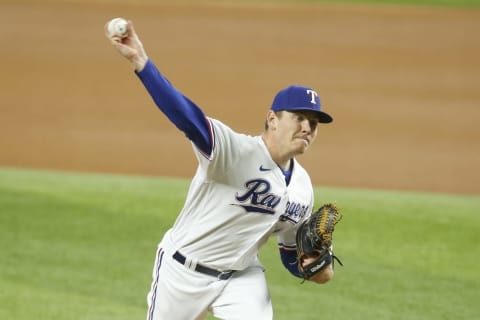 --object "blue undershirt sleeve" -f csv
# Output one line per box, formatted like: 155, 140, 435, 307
279, 247, 303, 278
135, 59, 213, 156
